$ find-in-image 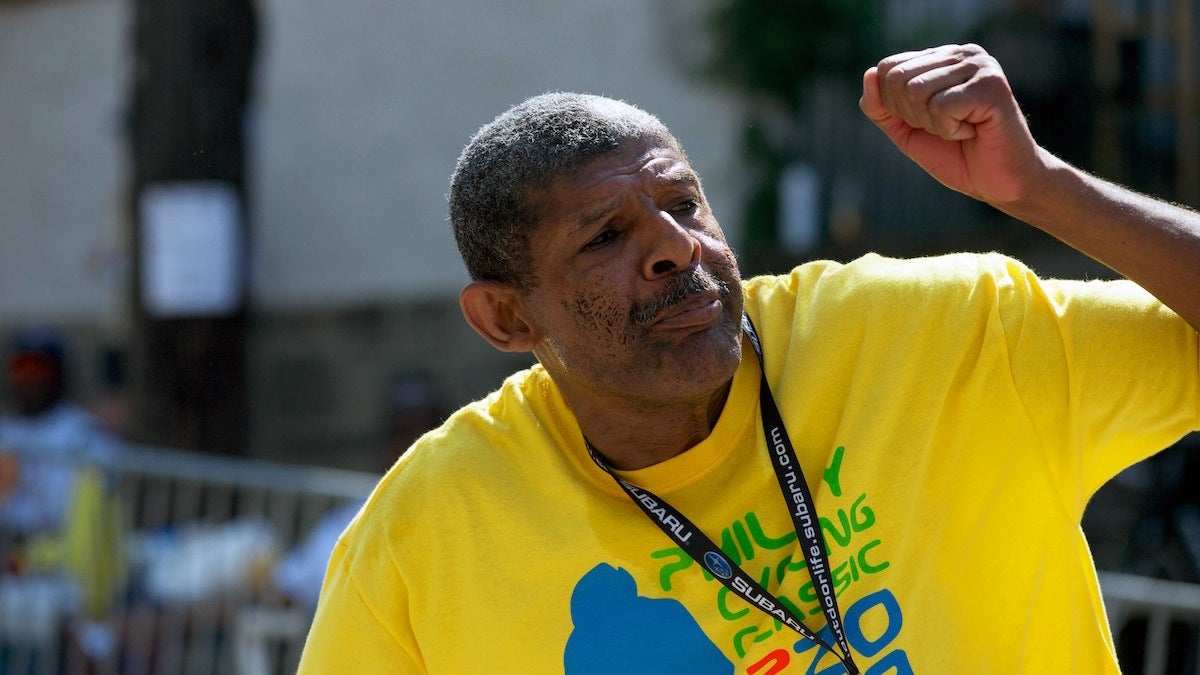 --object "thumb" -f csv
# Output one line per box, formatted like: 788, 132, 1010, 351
859, 66, 912, 150
858, 67, 886, 122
